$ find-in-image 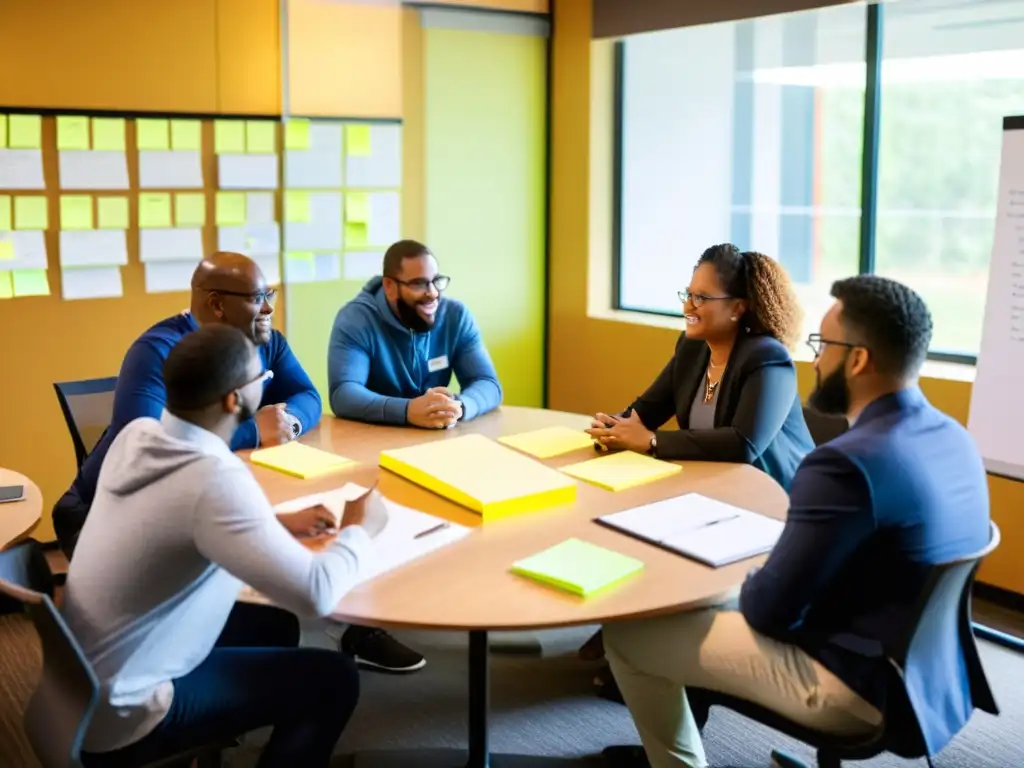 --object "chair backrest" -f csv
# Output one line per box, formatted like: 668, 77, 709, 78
53, 377, 118, 469
0, 540, 54, 615
802, 406, 849, 447
0, 578, 100, 768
